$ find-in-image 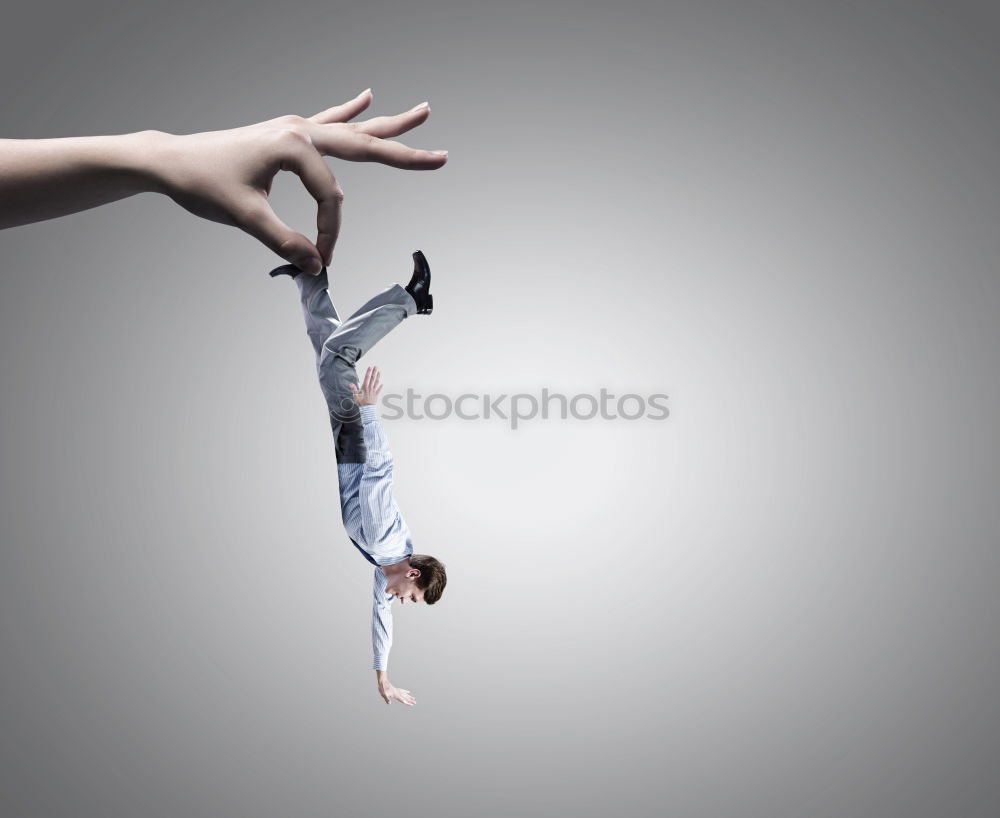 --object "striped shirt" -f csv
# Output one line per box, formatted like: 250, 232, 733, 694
337, 404, 412, 671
